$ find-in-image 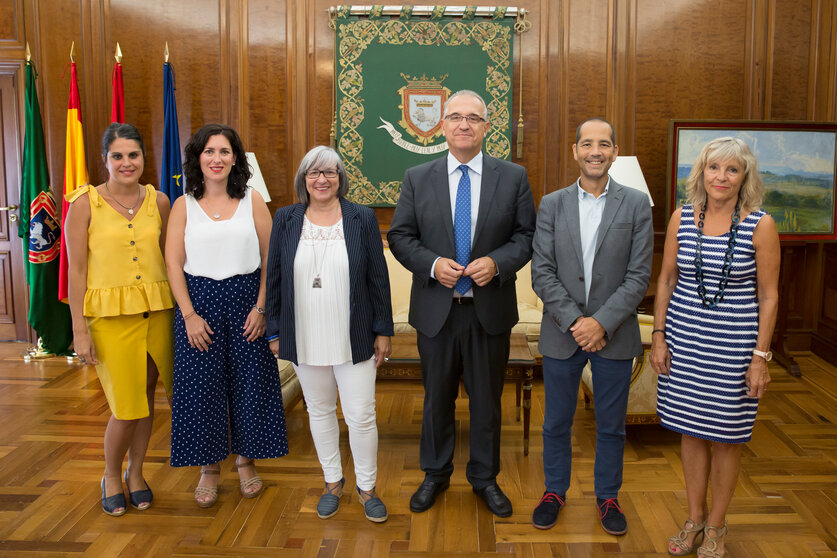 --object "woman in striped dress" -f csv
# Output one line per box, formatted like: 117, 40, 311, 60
651, 137, 779, 557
